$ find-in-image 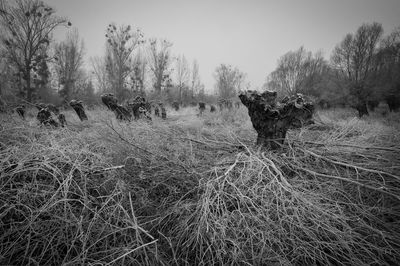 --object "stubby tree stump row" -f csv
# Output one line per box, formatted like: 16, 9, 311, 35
239, 90, 314, 149
69, 100, 88, 121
